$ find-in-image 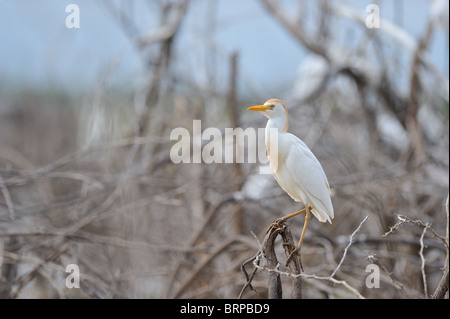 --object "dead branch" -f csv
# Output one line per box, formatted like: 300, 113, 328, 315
246, 214, 380, 298
240, 220, 302, 299
432, 268, 449, 299
263, 221, 283, 299
407, 13, 434, 162
432, 194, 449, 299
0, 175, 14, 220
252, 257, 365, 299
138, 0, 189, 48
164, 193, 237, 298
368, 253, 420, 298
171, 236, 252, 299
384, 214, 449, 251
279, 224, 302, 299
419, 227, 428, 298
227, 52, 245, 234
239, 255, 259, 298
241, 215, 374, 299
331, 215, 369, 278
10, 243, 70, 299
